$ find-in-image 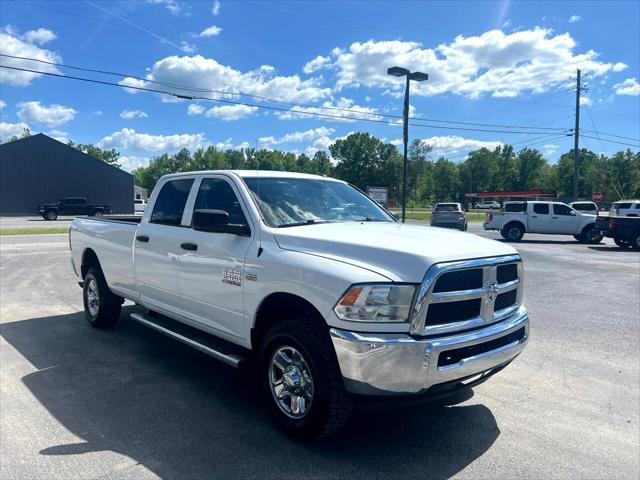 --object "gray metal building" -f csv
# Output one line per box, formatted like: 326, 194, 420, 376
0, 134, 133, 214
